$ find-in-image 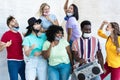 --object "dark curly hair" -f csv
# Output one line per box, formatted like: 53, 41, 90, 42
46, 25, 64, 42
